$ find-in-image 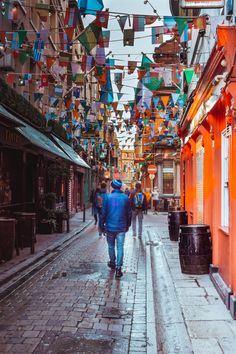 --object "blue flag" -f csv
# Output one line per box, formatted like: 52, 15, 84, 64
78, 0, 104, 15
